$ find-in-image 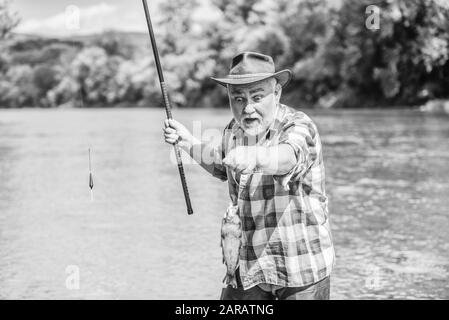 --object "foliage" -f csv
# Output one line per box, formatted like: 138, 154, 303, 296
1, 0, 448, 108
0, 0, 19, 40
90, 30, 135, 59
